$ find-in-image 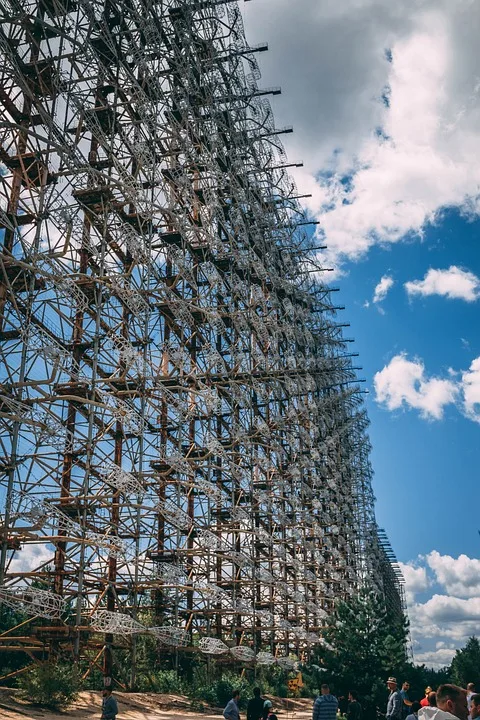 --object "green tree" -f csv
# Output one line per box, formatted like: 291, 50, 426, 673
0, 604, 31, 681
18, 661, 81, 710
313, 588, 409, 719
451, 637, 480, 688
